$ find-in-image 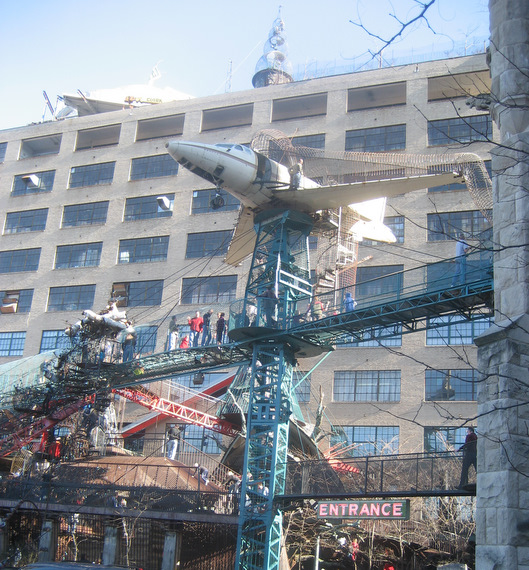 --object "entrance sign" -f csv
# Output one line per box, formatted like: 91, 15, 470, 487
316, 500, 410, 520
